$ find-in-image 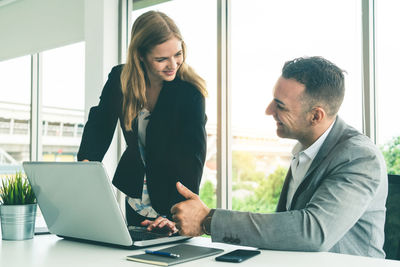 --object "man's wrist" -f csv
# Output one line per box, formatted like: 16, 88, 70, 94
201, 209, 215, 235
